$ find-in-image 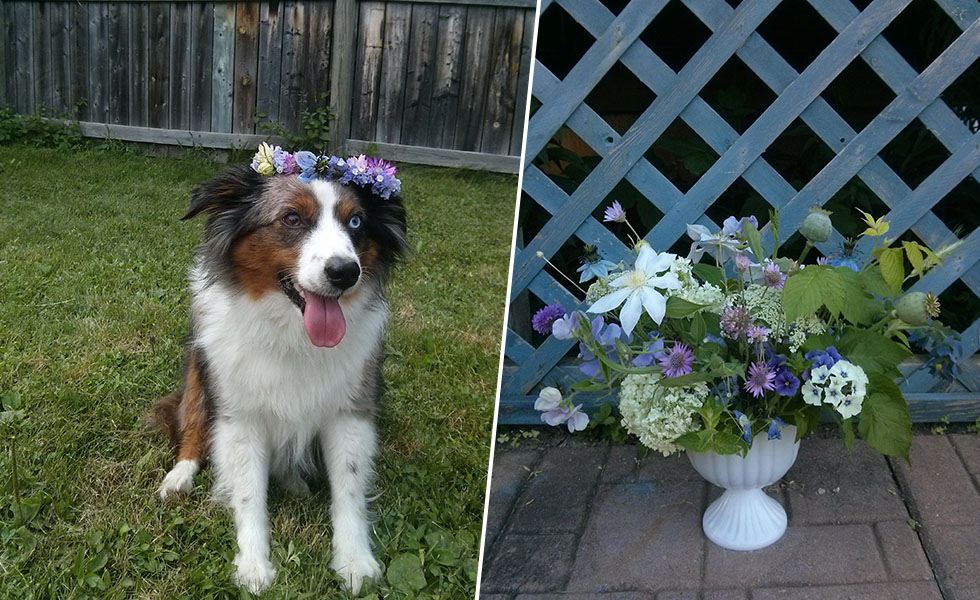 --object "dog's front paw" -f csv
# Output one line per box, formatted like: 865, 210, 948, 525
332, 553, 381, 595
233, 553, 276, 594
159, 460, 198, 499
